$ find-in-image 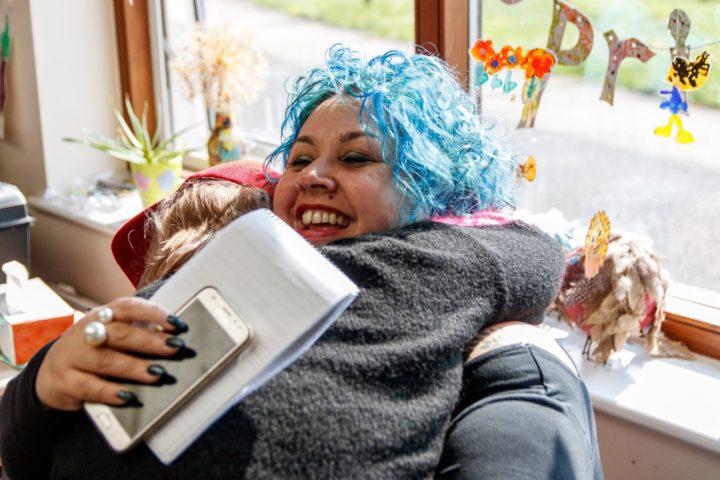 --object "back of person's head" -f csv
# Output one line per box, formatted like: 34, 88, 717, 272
266, 44, 517, 221
138, 179, 271, 288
